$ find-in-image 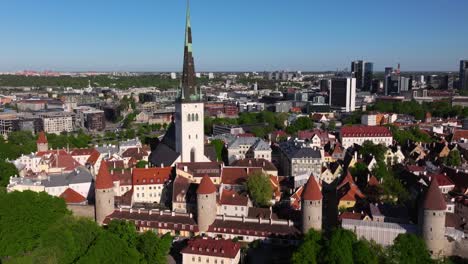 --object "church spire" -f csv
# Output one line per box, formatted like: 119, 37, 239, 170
181, 0, 198, 101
